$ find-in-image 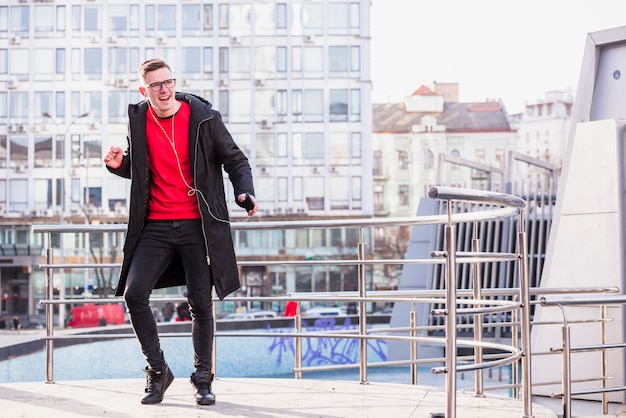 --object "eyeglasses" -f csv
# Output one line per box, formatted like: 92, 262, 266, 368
145, 78, 176, 92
